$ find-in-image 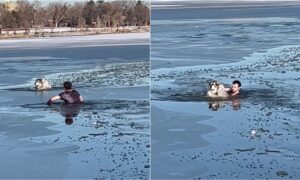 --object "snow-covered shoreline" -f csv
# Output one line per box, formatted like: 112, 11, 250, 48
0, 32, 150, 50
